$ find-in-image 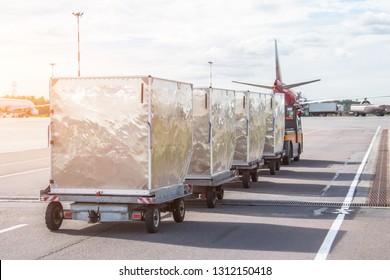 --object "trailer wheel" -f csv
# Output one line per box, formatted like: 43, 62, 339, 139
172, 198, 185, 223
206, 187, 217, 208
242, 170, 250, 188
283, 142, 292, 165
45, 201, 63, 231
250, 170, 258, 182
216, 186, 224, 199
269, 160, 276, 175
276, 160, 281, 171
145, 206, 161, 233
